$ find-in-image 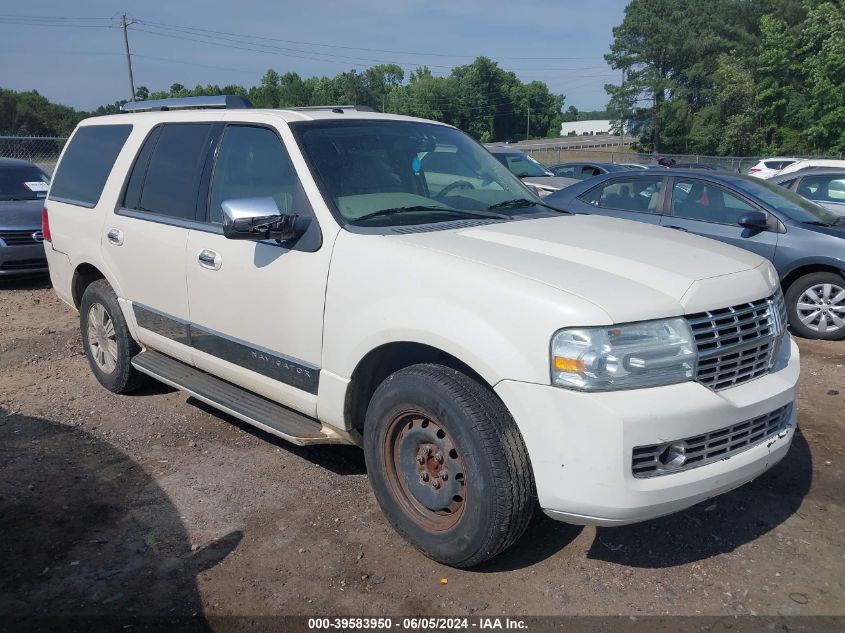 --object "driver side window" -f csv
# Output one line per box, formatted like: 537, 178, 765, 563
208, 125, 312, 224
